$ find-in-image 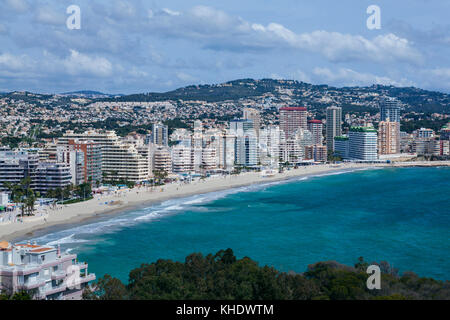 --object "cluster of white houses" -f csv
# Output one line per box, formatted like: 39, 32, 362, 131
1, 102, 450, 191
